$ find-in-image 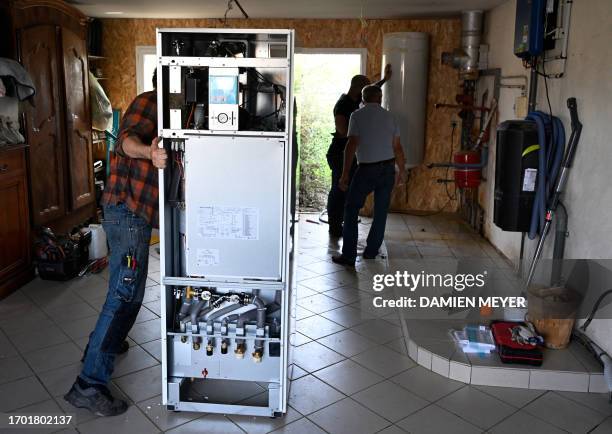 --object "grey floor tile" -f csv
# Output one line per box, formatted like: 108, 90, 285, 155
136, 395, 202, 431
4, 399, 66, 434
166, 414, 242, 433
591, 417, 612, 434
557, 391, 612, 416
44, 300, 98, 324
114, 364, 162, 403
8, 324, 71, 354
294, 305, 316, 321
111, 345, 159, 378
351, 345, 416, 378
293, 341, 345, 373
269, 417, 325, 434
397, 404, 481, 434
58, 315, 99, 340
141, 339, 162, 362
134, 305, 159, 323
314, 359, 384, 395
296, 284, 318, 299
323, 286, 368, 304
309, 398, 390, 434
474, 385, 545, 408
288, 375, 344, 415
289, 364, 308, 380
23, 341, 82, 373
188, 379, 264, 404
376, 425, 407, 434
0, 329, 18, 358
0, 376, 50, 412
320, 305, 375, 328
298, 293, 345, 313
385, 337, 408, 355
488, 410, 567, 434
38, 362, 82, 397
317, 329, 378, 358
437, 387, 517, 430
391, 366, 464, 402
300, 260, 344, 275
1, 308, 54, 334
353, 381, 428, 422
76, 404, 160, 434
230, 405, 302, 434
290, 332, 312, 347
299, 275, 345, 292
296, 315, 344, 340
128, 318, 161, 344
143, 299, 162, 316
0, 355, 33, 385
523, 391, 606, 433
